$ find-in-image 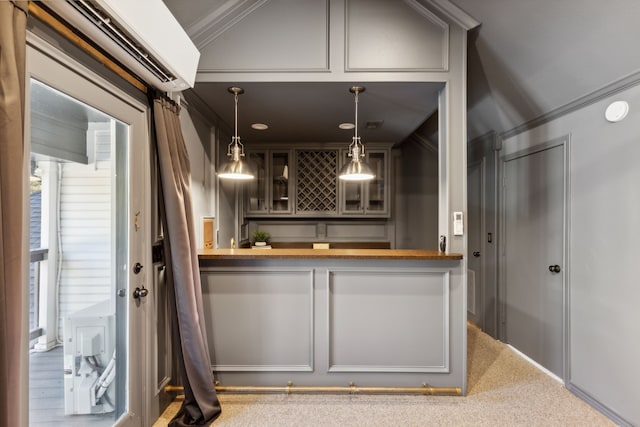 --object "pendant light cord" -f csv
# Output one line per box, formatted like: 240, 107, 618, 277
234, 91, 239, 142
354, 88, 359, 141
